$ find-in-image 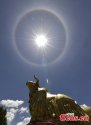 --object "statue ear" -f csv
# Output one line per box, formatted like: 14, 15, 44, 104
45, 88, 48, 92
35, 81, 40, 87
